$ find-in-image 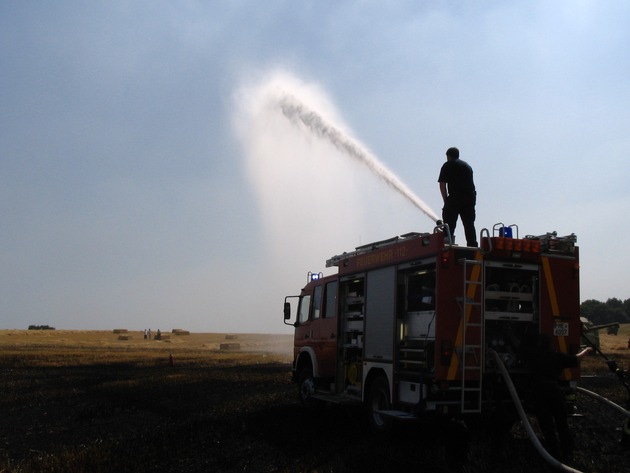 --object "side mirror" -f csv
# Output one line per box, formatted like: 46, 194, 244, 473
284, 302, 291, 321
